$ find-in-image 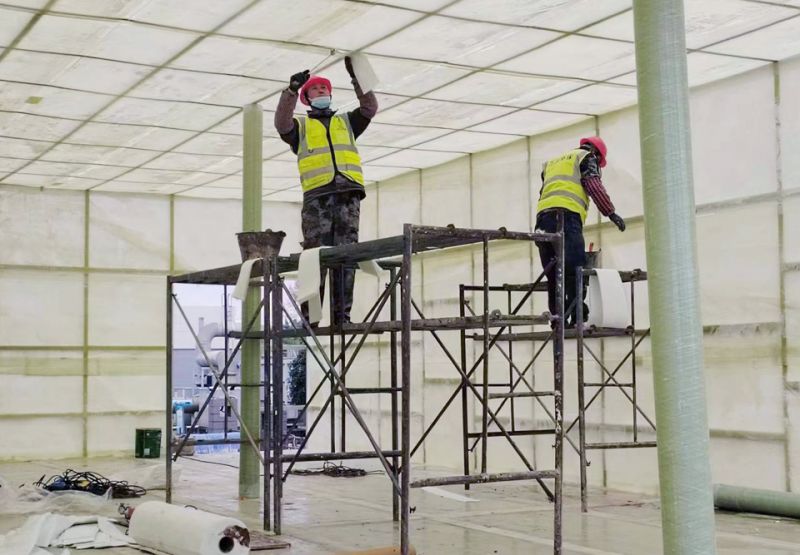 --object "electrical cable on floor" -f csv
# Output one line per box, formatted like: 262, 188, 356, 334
289, 461, 381, 478
34, 469, 146, 498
